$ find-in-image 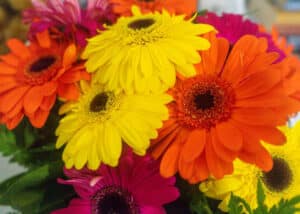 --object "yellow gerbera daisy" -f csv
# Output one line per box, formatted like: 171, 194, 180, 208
55, 81, 172, 170
82, 6, 214, 93
199, 122, 300, 211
